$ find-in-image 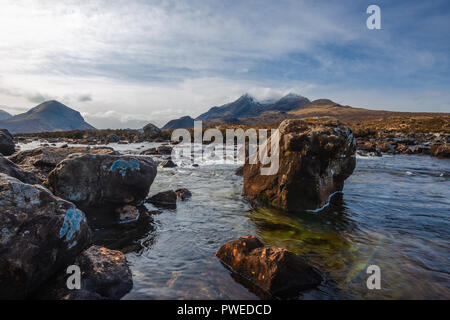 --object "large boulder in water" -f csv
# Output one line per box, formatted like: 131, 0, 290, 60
216, 236, 322, 299
0, 129, 15, 156
243, 118, 356, 212
0, 173, 91, 299
0, 155, 40, 184
9, 146, 118, 182
143, 123, 161, 139
46, 154, 157, 211
36, 245, 133, 300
